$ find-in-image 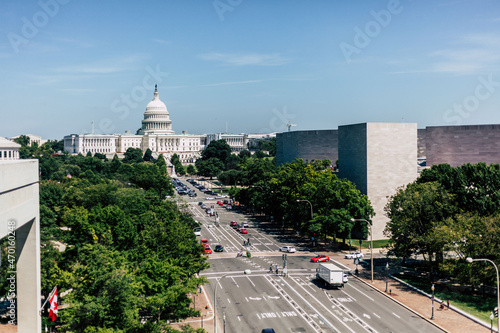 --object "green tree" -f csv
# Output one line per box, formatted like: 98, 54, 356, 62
186, 164, 196, 175
195, 158, 224, 179
123, 148, 144, 163
156, 154, 167, 175
384, 181, 457, 264
143, 148, 153, 162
